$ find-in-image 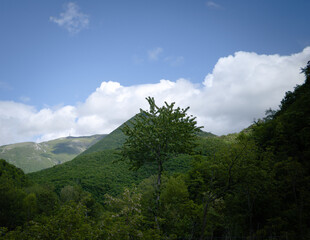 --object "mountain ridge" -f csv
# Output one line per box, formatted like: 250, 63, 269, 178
0, 134, 106, 173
